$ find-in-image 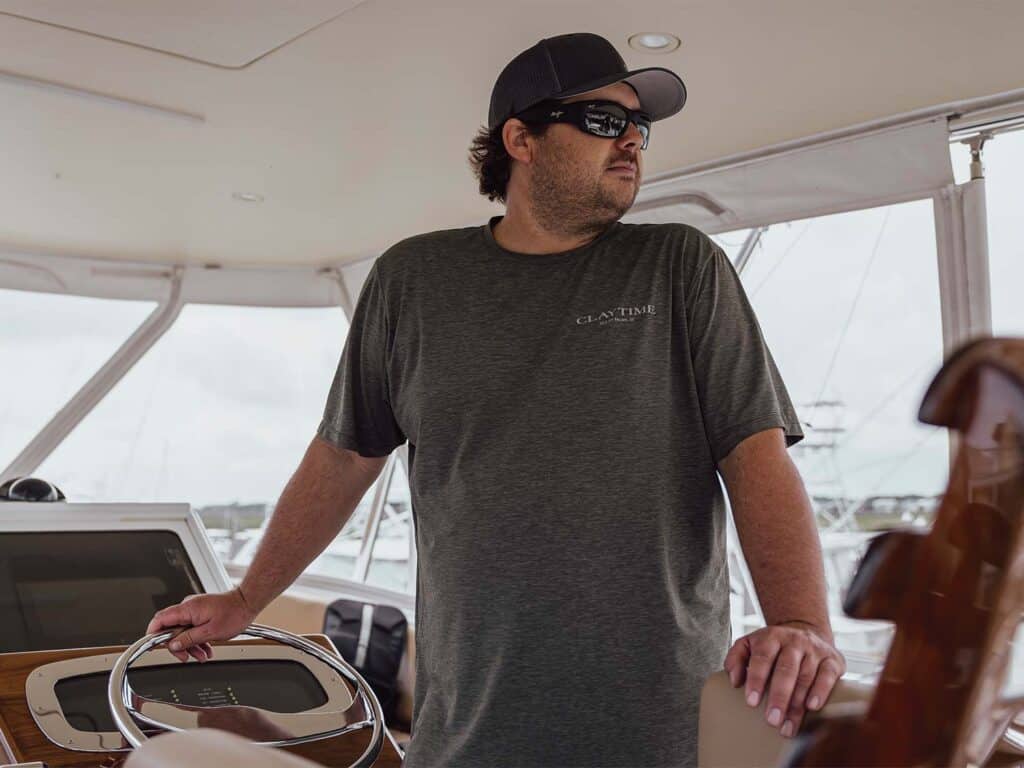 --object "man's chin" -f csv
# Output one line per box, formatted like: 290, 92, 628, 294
591, 204, 632, 228
601, 179, 638, 204
602, 192, 638, 219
